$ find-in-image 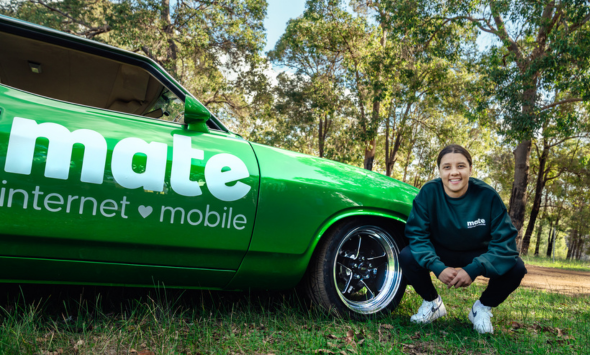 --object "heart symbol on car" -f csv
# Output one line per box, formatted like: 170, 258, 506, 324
138, 205, 153, 218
